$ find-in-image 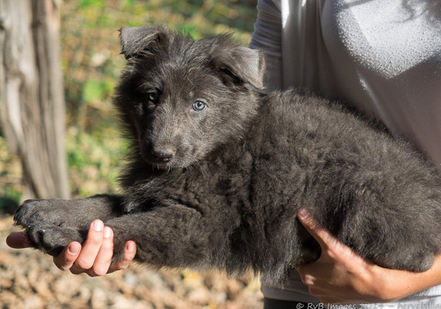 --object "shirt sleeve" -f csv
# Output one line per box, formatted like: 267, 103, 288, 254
249, 0, 283, 92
